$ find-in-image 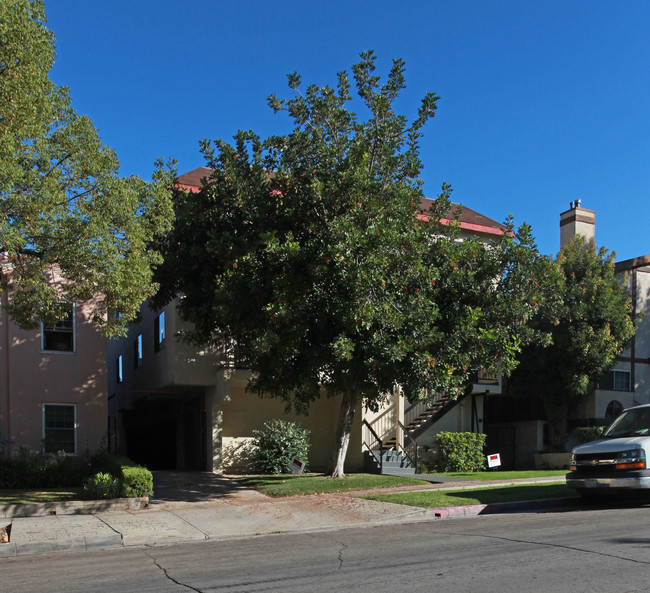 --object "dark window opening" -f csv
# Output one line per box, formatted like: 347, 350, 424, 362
43, 404, 76, 454
42, 304, 74, 352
